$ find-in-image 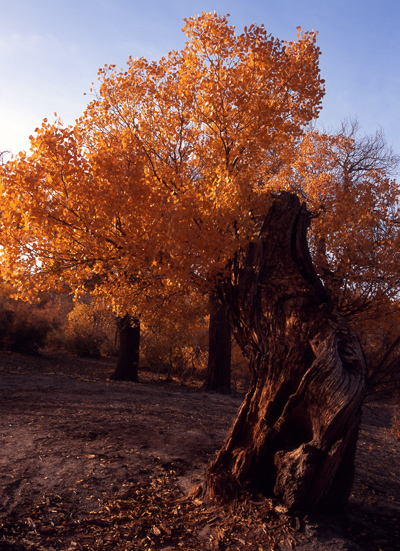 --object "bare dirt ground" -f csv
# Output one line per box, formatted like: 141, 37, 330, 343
0, 351, 399, 551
